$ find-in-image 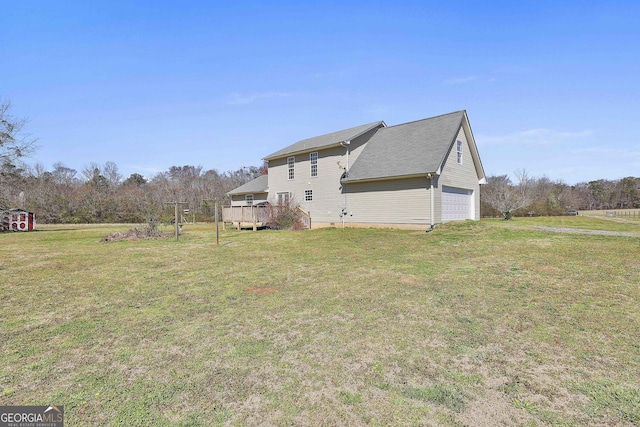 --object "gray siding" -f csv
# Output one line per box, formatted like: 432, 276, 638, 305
345, 177, 431, 225
438, 126, 481, 220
